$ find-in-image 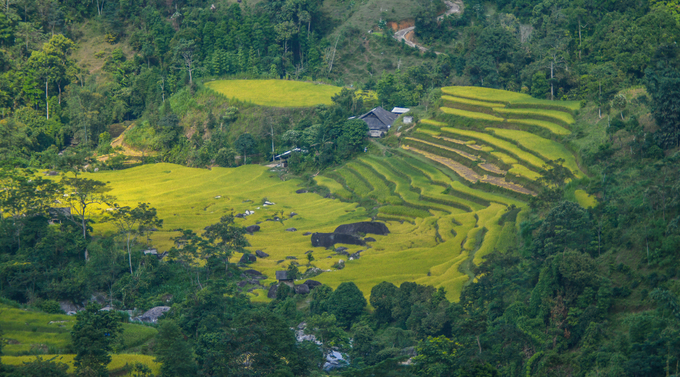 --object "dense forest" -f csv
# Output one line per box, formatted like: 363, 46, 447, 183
1, 0, 680, 376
